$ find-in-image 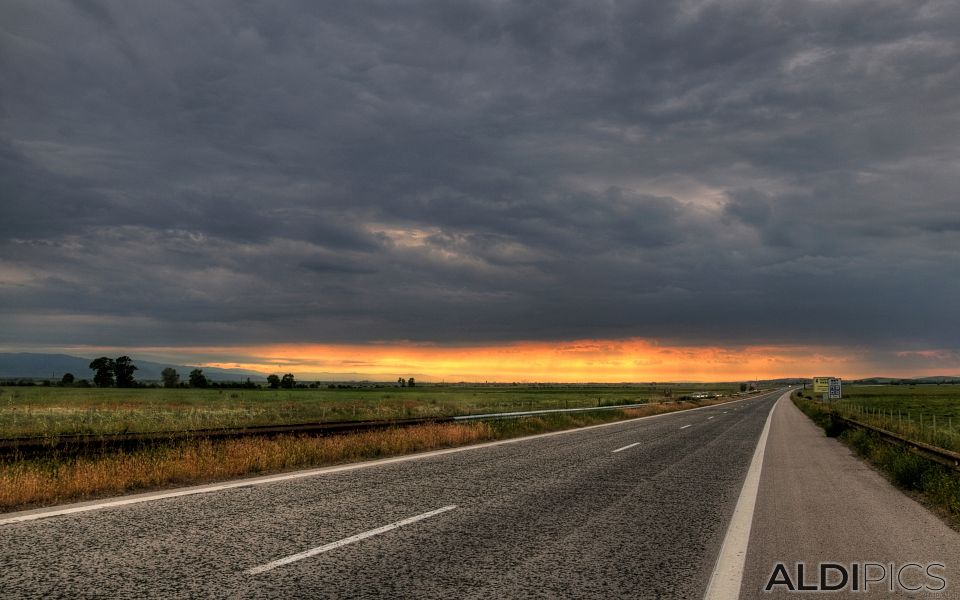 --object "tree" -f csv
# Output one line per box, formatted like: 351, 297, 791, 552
280, 373, 296, 389
161, 368, 180, 389
89, 357, 115, 388
60, 372, 75, 386
407, 377, 415, 387
398, 377, 406, 387
267, 374, 280, 389
189, 368, 208, 388
114, 356, 138, 388
739, 383, 748, 392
